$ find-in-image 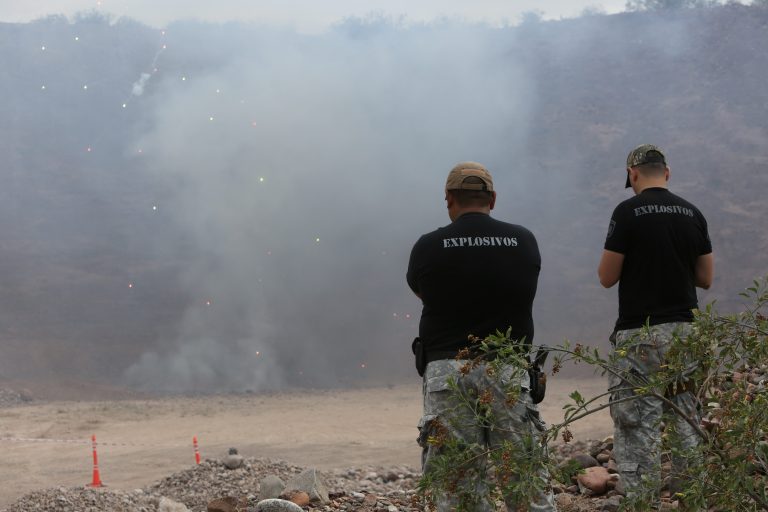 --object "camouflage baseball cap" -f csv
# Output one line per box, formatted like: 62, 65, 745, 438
625, 144, 667, 188
445, 162, 494, 192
